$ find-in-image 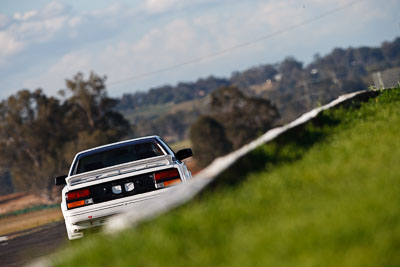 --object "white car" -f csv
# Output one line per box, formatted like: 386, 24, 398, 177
55, 136, 193, 240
